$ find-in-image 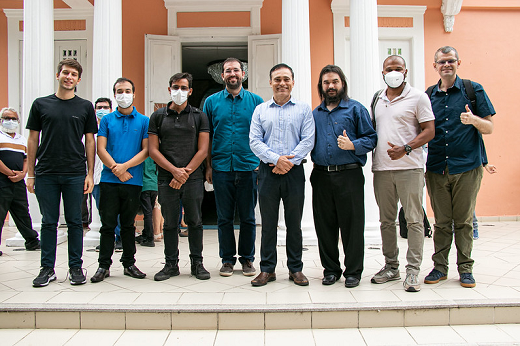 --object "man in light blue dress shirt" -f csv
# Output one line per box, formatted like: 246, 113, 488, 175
249, 63, 315, 287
